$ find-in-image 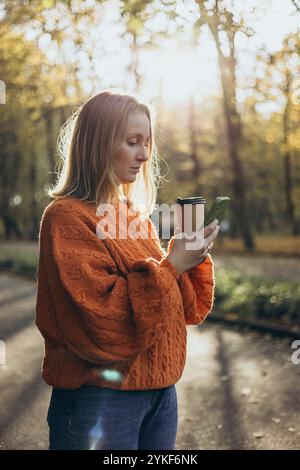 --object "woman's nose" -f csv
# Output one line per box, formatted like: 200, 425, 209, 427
137, 148, 149, 162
